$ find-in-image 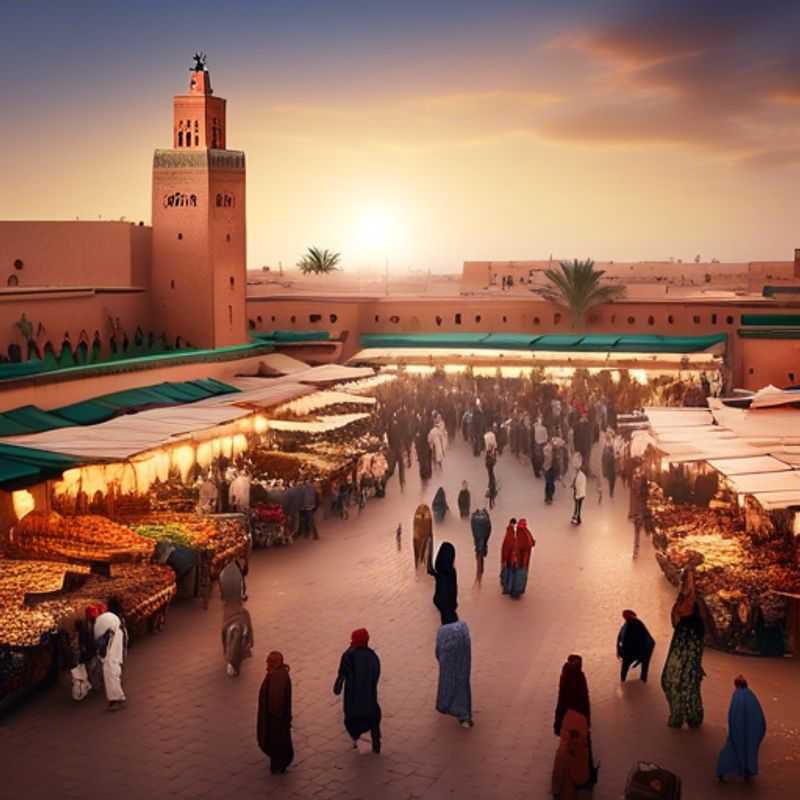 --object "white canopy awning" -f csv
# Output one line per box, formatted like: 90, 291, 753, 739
750, 385, 800, 409
751, 491, 800, 510
274, 390, 375, 416
710, 403, 800, 444
256, 353, 310, 375
196, 380, 315, 409
706, 455, 791, 476
266, 413, 370, 434
726, 471, 800, 495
